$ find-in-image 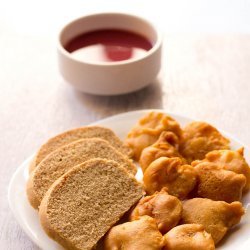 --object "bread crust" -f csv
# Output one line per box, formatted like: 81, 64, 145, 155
29, 126, 133, 173
39, 177, 82, 250
27, 138, 137, 209
39, 159, 143, 250
26, 170, 40, 209
28, 155, 37, 173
